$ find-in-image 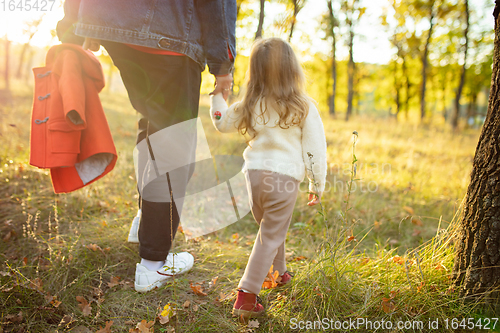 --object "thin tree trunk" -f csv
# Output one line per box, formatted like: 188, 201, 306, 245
4, 37, 10, 92
452, 1, 500, 302
452, 0, 470, 130
420, 0, 436, 120
346, 29, 354, 121
16, 43, 30, 79
288, 0, 299, 42
394, 62, 401, 120
402, 55, 410, 120
255, 0, 265, 40
327, 0, 337, 116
